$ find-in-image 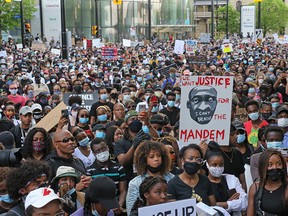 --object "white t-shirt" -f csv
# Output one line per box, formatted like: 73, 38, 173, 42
73, 148, 95, 168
